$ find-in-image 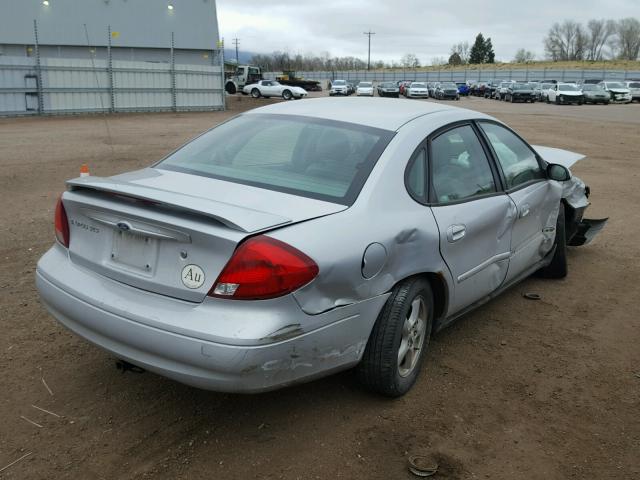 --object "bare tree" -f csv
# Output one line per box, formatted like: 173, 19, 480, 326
400, 53, 421, 68
450, 42, 470, 63
615, 18, 640, 60
585, 19, 616, 60
544, 20, 587, 61
513, 48, 536, 63
430, 56, 447, 66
